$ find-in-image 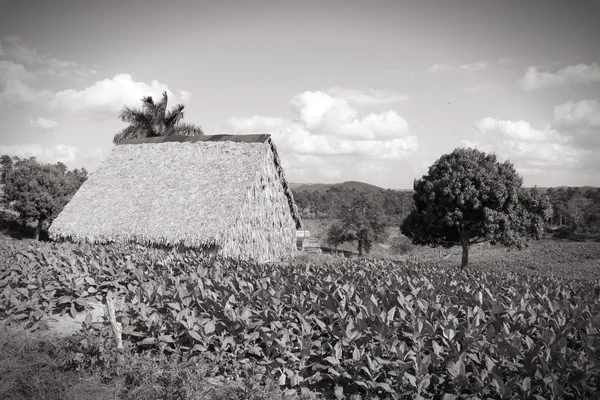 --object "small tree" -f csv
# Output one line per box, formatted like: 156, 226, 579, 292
567, 195, 591, 229
3, 158, 86, 240
401, 148, 550, 269
340, 194, 387, 256
326, 222, 352, 254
